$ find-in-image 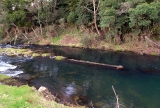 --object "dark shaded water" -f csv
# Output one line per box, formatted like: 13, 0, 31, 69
1, 45, 160, 108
